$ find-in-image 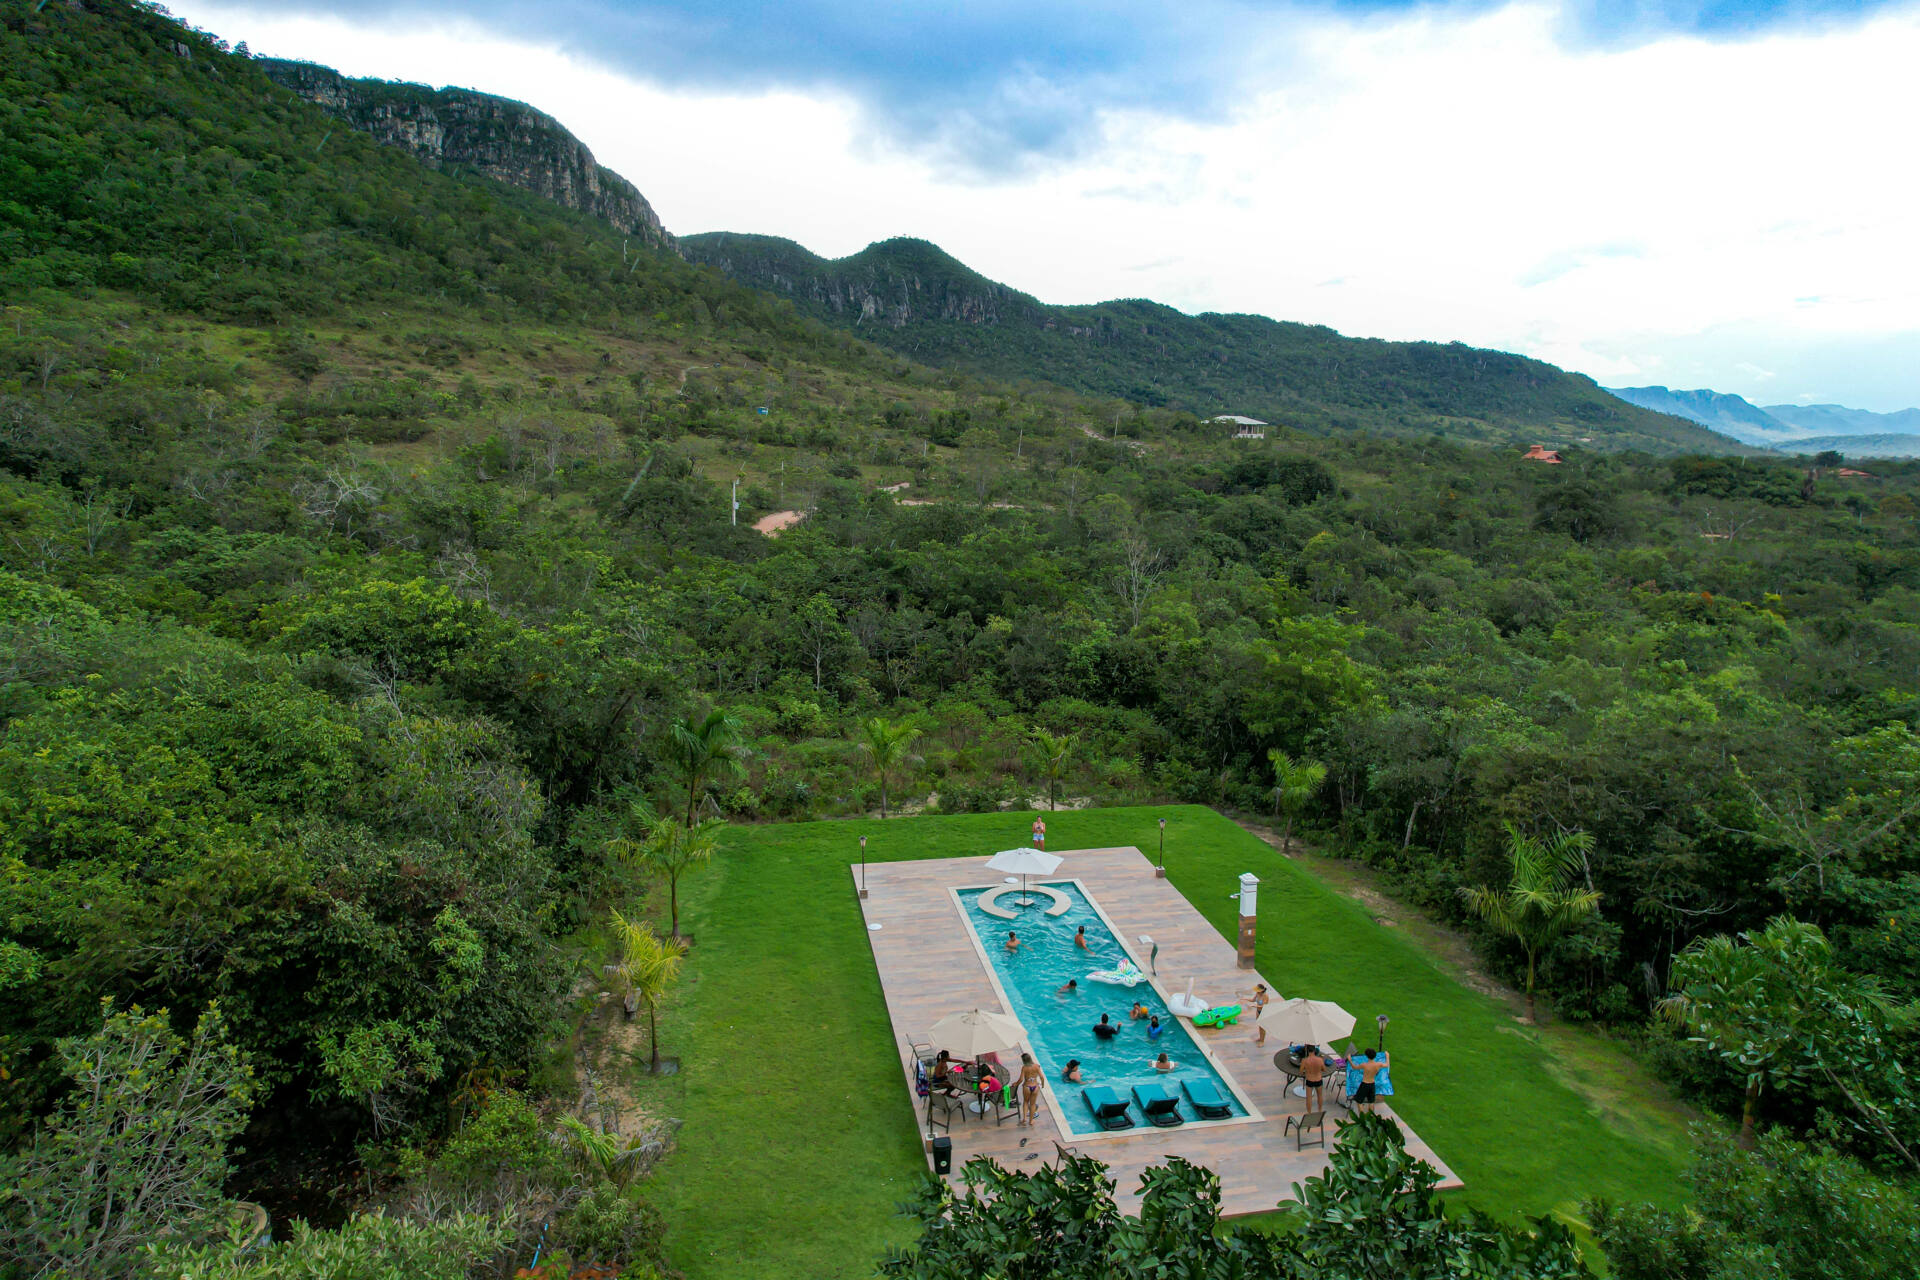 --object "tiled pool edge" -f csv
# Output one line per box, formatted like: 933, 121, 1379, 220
946, 878, 1268, 1140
